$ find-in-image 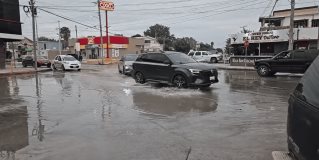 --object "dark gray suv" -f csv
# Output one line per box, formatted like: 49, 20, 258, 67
132, 52, 219, 88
